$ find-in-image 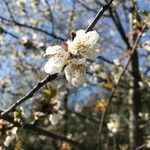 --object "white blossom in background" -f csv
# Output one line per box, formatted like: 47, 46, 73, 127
4, 127, 18, 147
107, 114, 119, 134
44, 45, 69, 74
49, 111, 64, 125
44, 29, 101, 87
21, 36, 29, 44
16, 0, 25, 9
112, 59, 123, 83
147, 139, 150, 149
74, 103, 82, 112
67, 29, 101, 60
113, 58, 121, 66
52, 100, 61, 110
143, 41, 150, 51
